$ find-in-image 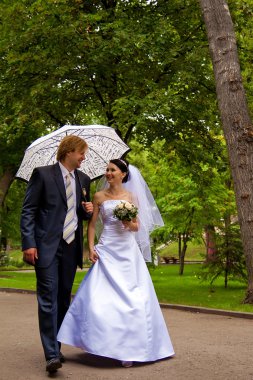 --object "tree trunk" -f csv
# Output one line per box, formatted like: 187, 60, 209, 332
199, 0, 253, 303
224, 214, 231, 289
204, 225, 217, 260
179, 233, 189, 275
0, 169, 14, 207
178, 233, 182, 260
0, 169, 15, 252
